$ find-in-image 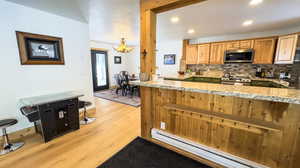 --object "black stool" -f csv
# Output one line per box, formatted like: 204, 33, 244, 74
79, 101, 96, 125
0, 119, 24, 155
